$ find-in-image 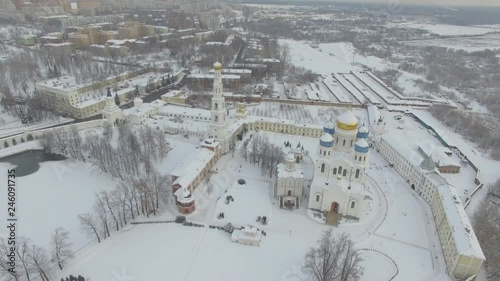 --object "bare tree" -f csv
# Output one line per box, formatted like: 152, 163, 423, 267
101, 191, 120, 231
15, 237, 34, 281
50, 227, 73, 270
26, 244, 51, 281
78, 213, 101, 243
93, 193, 111, 239
302, 229, 364, 281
